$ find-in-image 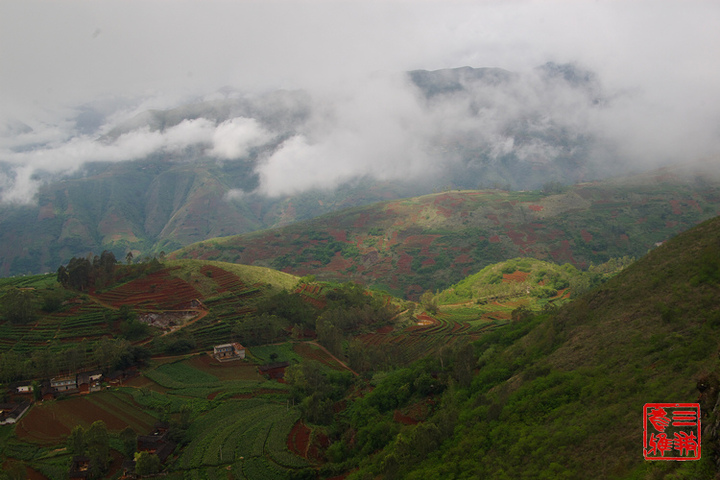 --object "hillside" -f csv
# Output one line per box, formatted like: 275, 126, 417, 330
174, 166, 720, 298
0, 259, 299, 371
340, 214, 720, 479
